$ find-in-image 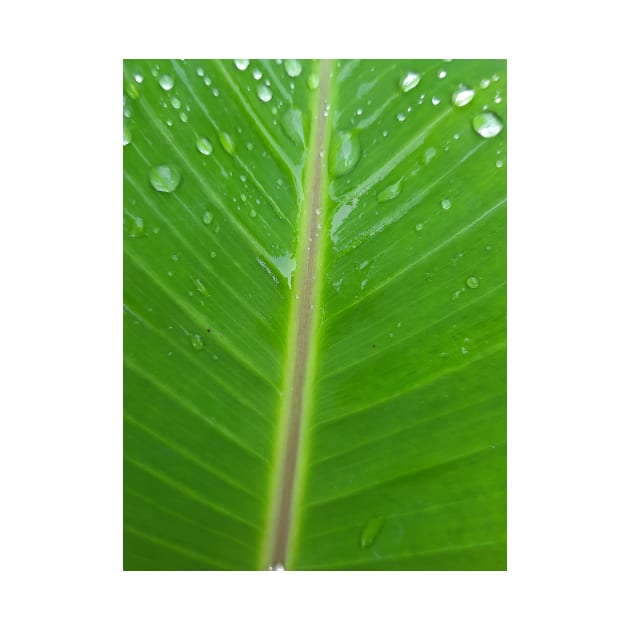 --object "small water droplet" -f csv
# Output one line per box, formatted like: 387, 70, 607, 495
441, 198, 452, 210
283, 59, 302, 77
480, 78, 490, 89
360, 516, 385, 549
496, 159, 504, 168
461, 346, 469, 355
424, 147, 437, 163
219, 131, 236, 155
280, 108, 304, 146
170, 96, 181, 109
125, 81, 140, 99
149, 165, 181, 193
438, 69, 447, 79
415, 223, 424, 231
203, 75, 211, 87
466, 276, 479, 289
494, 92, 502, 104
196, 67, 204, 77
210, 251, 217, 259
196, 137, 213, 156
257, 84, 272, 102
123, 126, 132, 146
190, 334, 204, 351
432, 96, 441, 106
377, 178, 404, 202
194, 278, 209, 297
126, 214, 146, 238
179, 111, 188, 123
250, 68, 262, 80
399, 71, 421, 92
159, 74, 174, 90
451, 84, 475, 107
396, 111, 406, 122
329, 131, 361, 177
491, 73, 500, 82
307, 73, 320, 90
133, 73, 144, 84
472, 112, 504, 138
202, 211, 213, 225
234, 59, 249, 71
268, 562, 285, 571
249, 209, 257, 218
